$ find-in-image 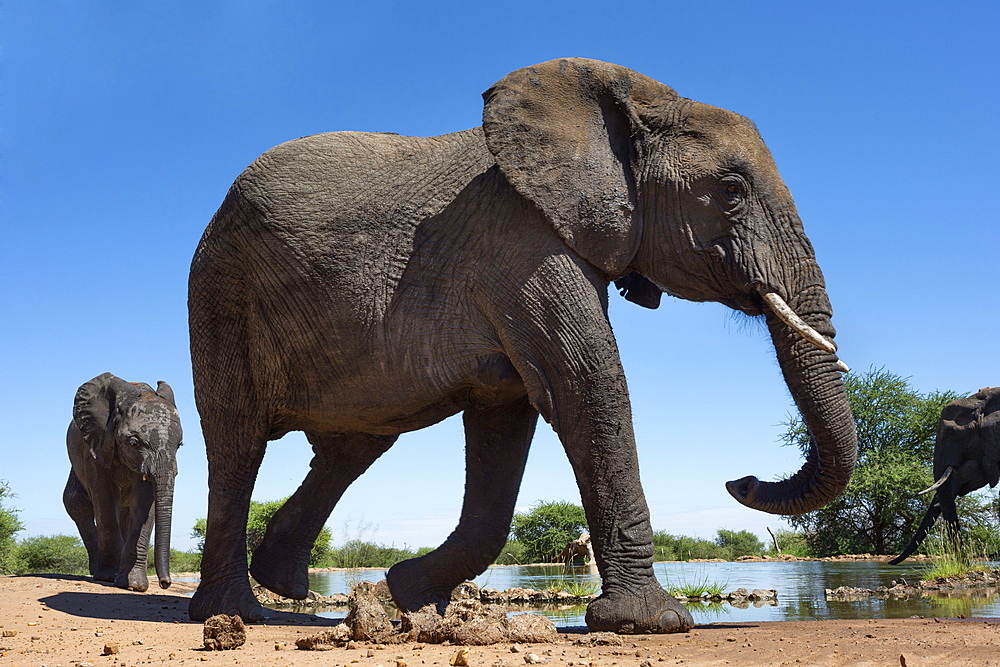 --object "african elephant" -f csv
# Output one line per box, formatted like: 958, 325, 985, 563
188, 58, 856, 632
63, 373, 182, 591
891, 387, 1000, 564
554, 533, 595, 565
